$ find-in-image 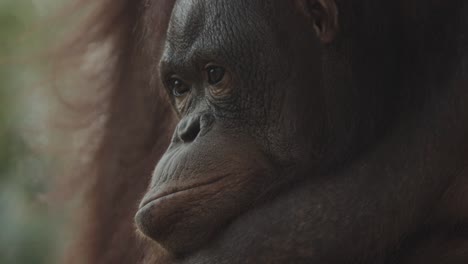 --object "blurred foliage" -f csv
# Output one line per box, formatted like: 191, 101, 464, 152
0, 0, 62, 263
